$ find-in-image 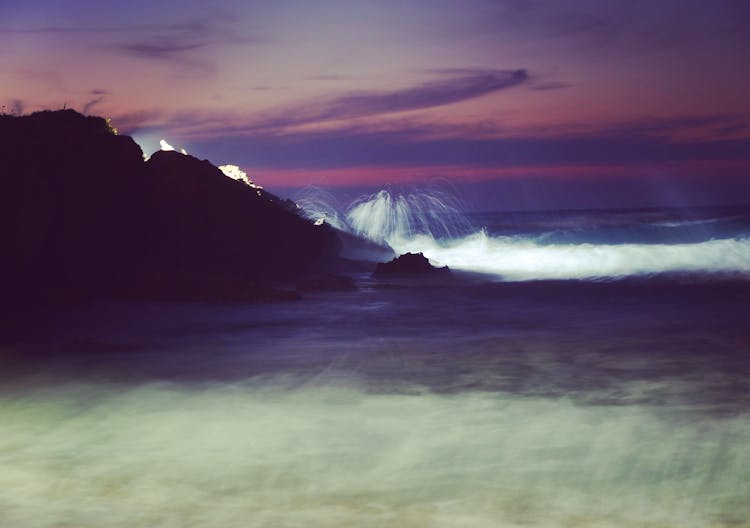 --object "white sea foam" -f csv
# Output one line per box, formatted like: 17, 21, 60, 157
1, 381, 748, 527
329, 189, 750, 279
394, 231, 750, 280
